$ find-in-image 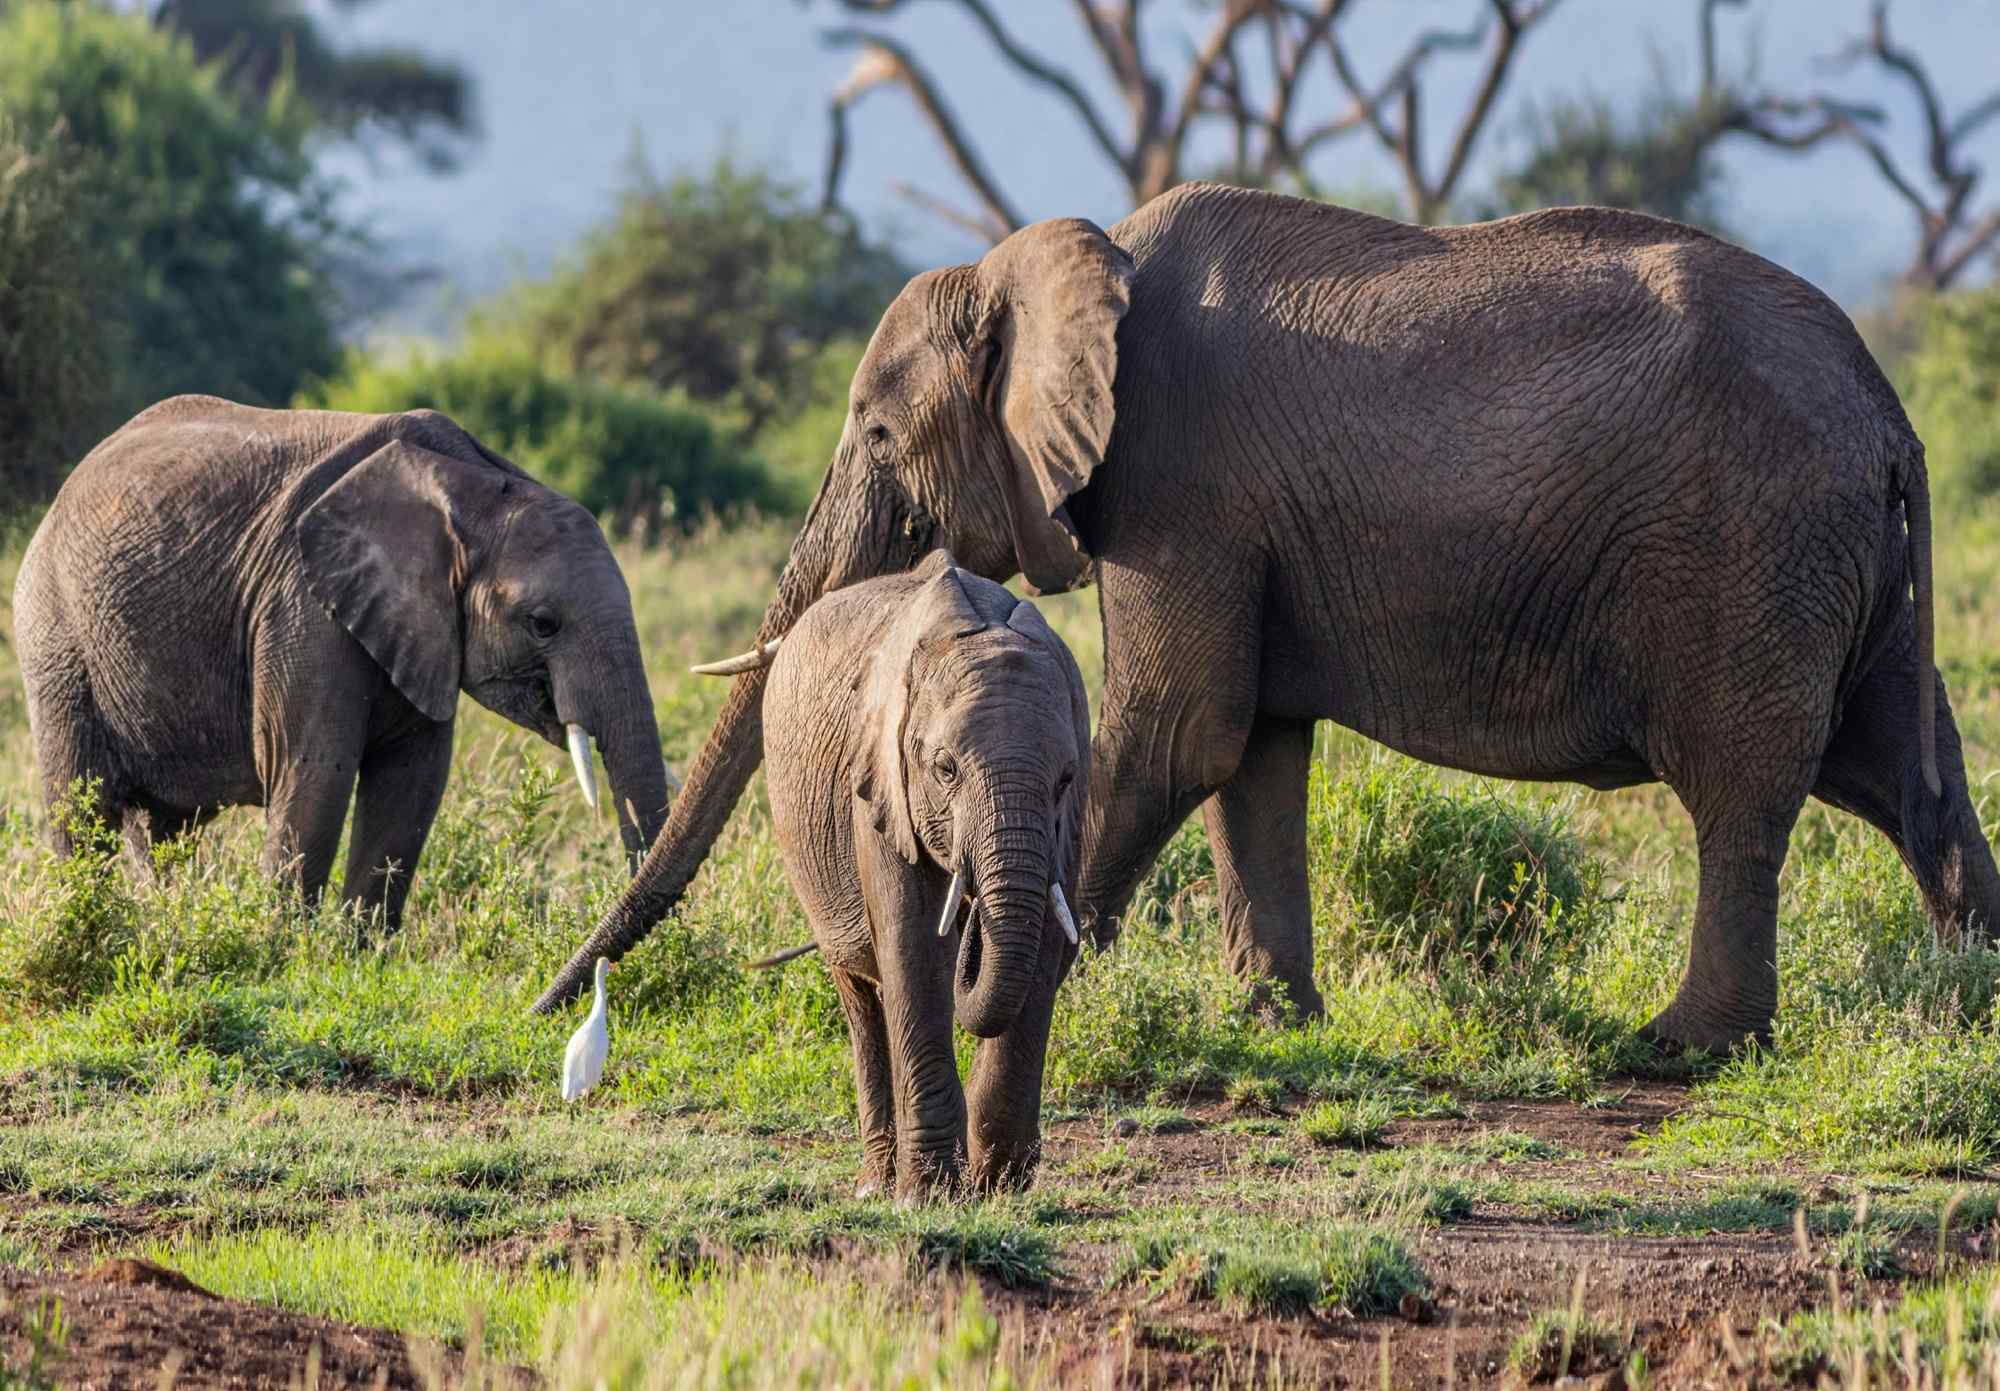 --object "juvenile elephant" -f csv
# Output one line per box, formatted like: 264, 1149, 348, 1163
15, 396, 672, 924
539, 182, 2000, 1059
761, 551, 1089, 1196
